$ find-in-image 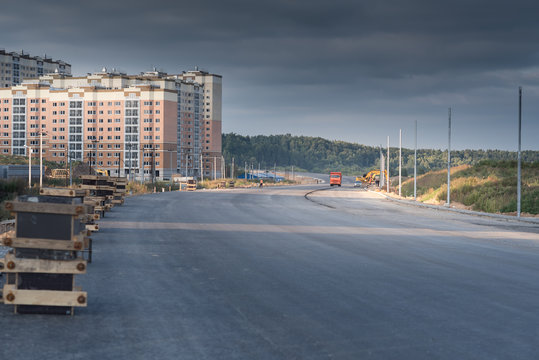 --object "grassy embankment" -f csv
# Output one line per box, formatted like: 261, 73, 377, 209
400, 160, 539, 215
